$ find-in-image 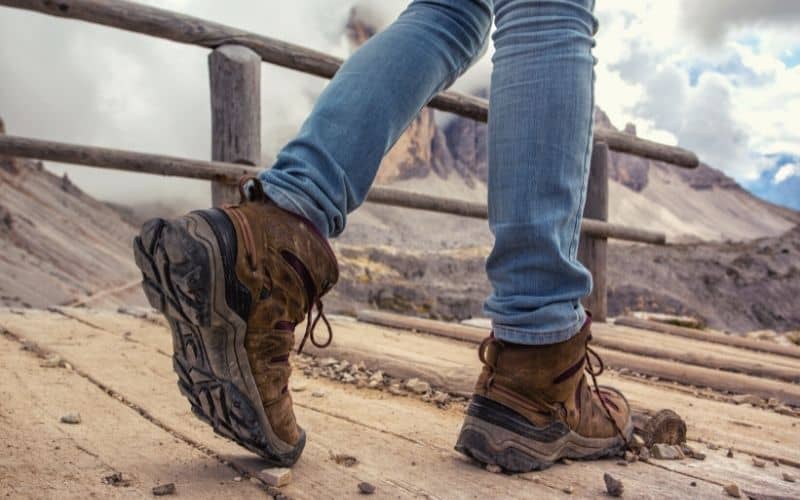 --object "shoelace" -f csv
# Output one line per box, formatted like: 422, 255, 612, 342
226, 183, 333, 356
479, 335, 629, 446
584, 338, 630, 446
298, 299, 333, 354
